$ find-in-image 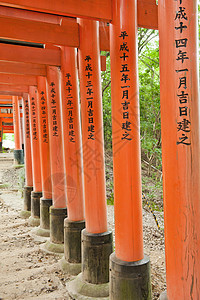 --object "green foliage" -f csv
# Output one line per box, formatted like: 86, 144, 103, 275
139, 37, 162, 171
3, 133, 14, 141
101, 52, 112, 149
101, 30, 162, 174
